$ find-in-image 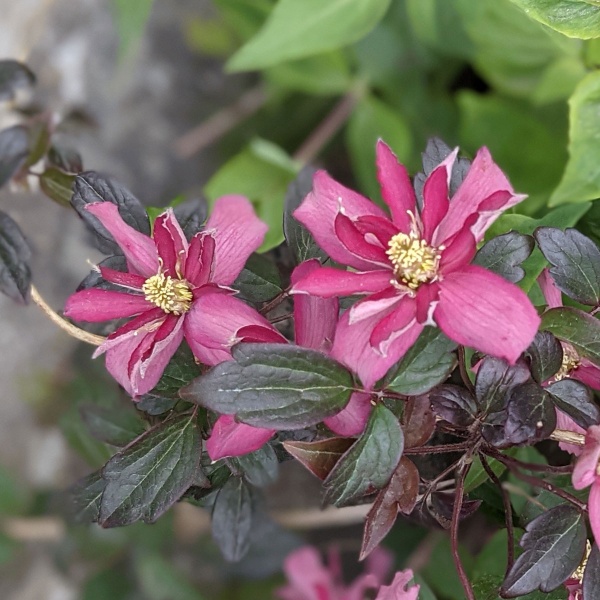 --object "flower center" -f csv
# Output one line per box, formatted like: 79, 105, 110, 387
142, 273, 193, 315
386, 232, 441, 290
554, 344, 581, 381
